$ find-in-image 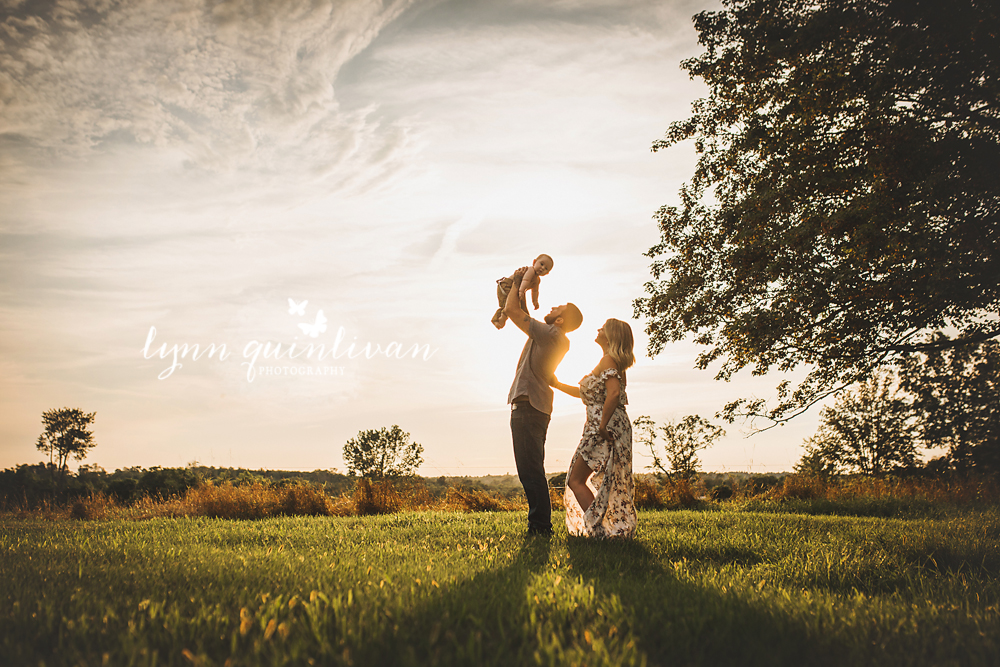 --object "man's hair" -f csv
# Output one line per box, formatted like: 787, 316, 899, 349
561, 303, 583, 332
